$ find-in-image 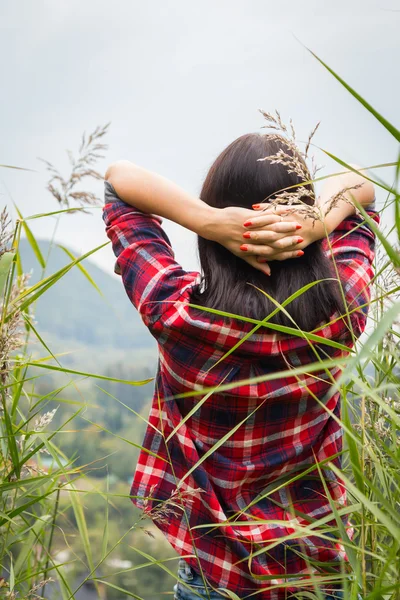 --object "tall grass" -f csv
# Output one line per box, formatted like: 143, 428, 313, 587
0, 53, 399, 599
